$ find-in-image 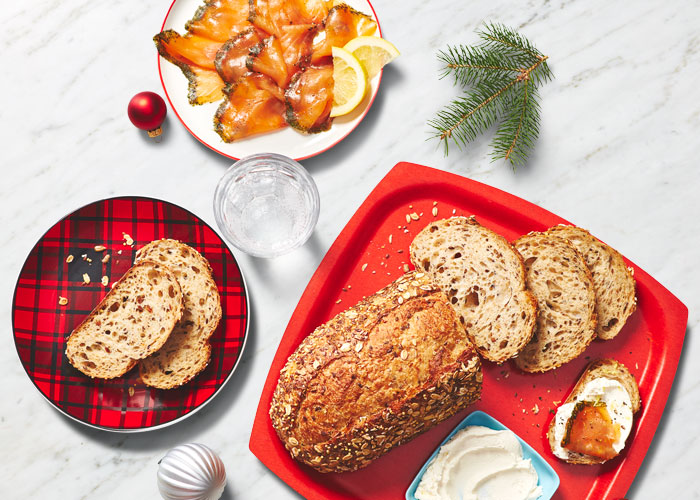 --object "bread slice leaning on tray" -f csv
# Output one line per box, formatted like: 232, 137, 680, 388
548, 359, 641, 464
513, 231, 598, 372
269, 271, 482, 473
409, 216, 538, 363
135, 240, 222, 389
65, 261, 184, 379
546, 225, 636, 340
